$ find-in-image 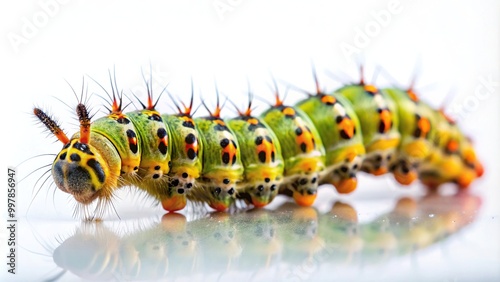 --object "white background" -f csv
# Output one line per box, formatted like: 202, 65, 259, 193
0, 0, 499, 279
